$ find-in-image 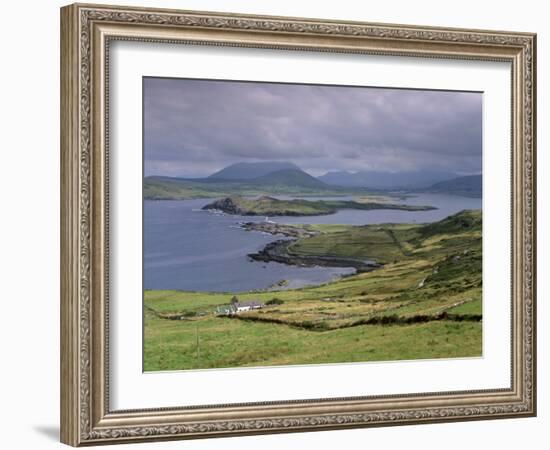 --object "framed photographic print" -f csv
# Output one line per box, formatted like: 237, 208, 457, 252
60, 3, 537, 446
